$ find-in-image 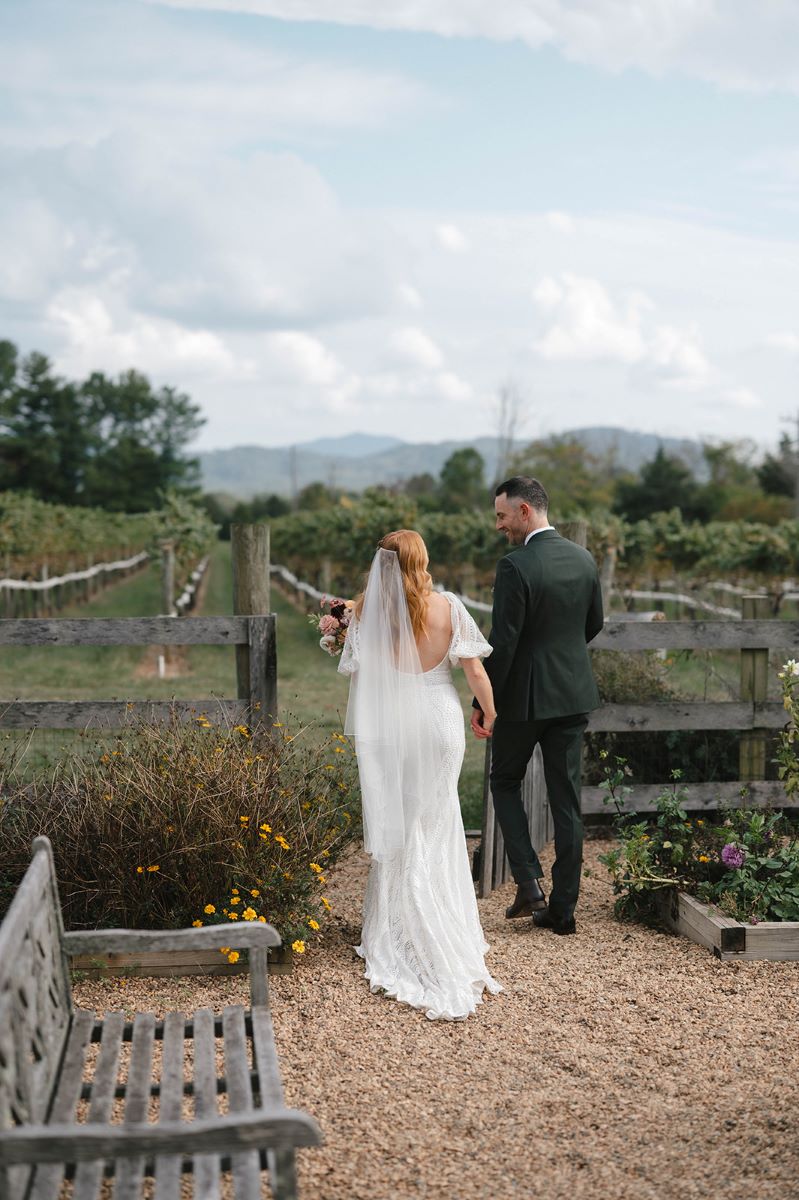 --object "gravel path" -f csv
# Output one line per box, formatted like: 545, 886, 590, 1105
75, 839, 799, 1200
